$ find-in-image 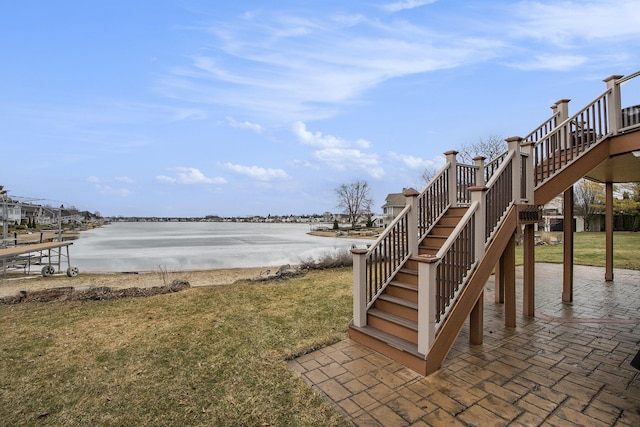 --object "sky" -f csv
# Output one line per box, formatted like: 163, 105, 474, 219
2, 0, 640, 217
